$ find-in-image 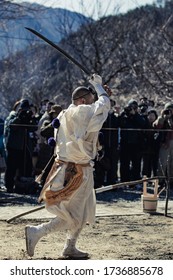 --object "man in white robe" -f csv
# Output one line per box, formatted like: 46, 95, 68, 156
25, 74, 111, 258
